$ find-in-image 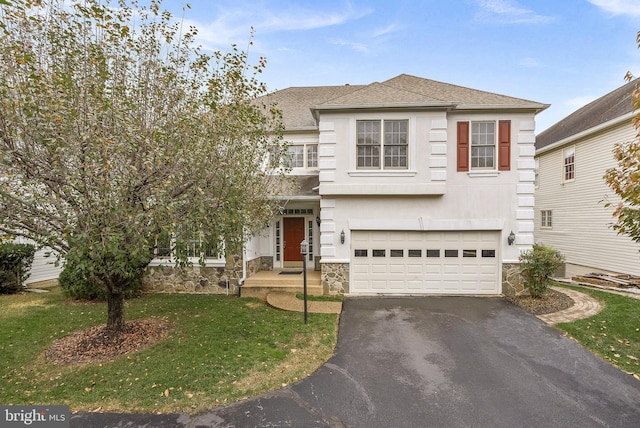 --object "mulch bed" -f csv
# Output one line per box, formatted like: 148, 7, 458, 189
45, 318, 172, 366
505, 288, 574, 315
